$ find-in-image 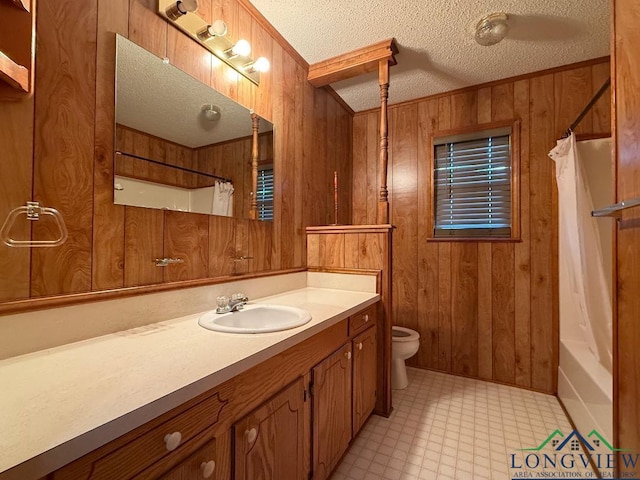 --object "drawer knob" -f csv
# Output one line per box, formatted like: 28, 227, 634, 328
364, 314, 369, 322
246, 427, 258, 444
358, 342, 363, 351
164, 431, 182, 451
345, 351, 352, 360
201, 460, 216, 478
